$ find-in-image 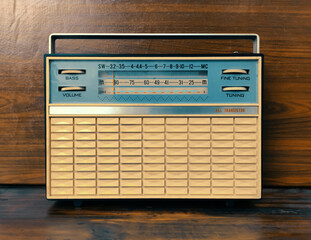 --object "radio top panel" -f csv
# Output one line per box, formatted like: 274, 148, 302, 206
46, 55, 262, 104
